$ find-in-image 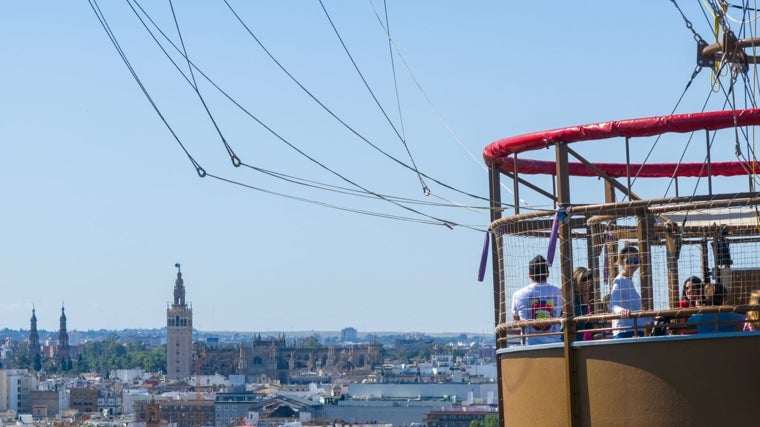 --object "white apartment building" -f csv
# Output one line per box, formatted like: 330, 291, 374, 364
0, 369, 36, 413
